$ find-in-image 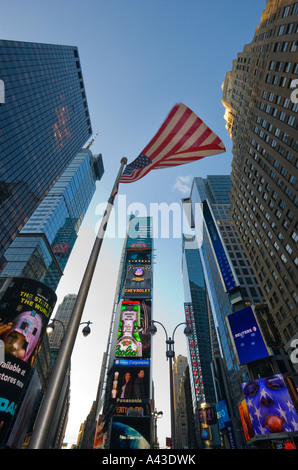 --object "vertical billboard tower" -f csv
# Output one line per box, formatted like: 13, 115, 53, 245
95, 216, 153, 449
